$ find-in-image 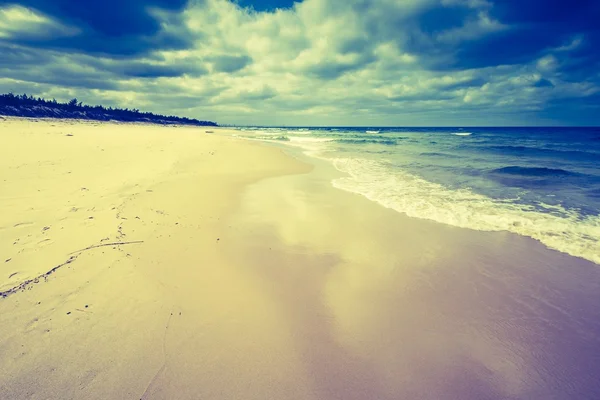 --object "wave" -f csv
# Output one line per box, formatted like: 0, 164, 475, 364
587, 188, 600, 199
366, 130, 380, 134
329, 157, 600, 265
287, 130, 311, 135
419, 152, 462, 158
251, 135, 290, 141
289, 137, 334, 143
491, 166, 579, 177
336, 138, 399, 145
451, 132, 472, 136
485, 145, 600, 161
